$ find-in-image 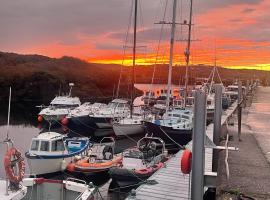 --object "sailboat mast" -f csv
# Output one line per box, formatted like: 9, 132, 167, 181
130, 0, 138, 118
165, 0, 177, 113
6, 87, 11, 139
183, 0, 193, 107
